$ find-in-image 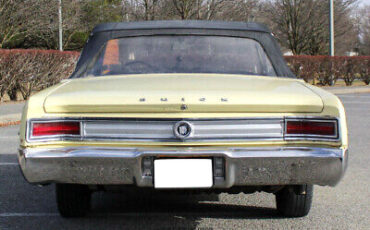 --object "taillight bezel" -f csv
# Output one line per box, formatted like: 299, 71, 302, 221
284, 118, 339, 140
27, 119, 83, 142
